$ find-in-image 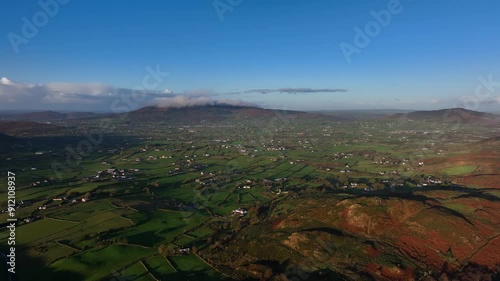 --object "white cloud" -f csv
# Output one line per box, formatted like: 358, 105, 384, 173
154, 96, 255, 108
0, 77, 171, 111
45, 82, 113, 96
0, 77, 14, 85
